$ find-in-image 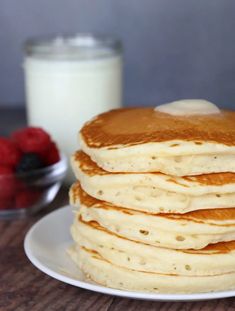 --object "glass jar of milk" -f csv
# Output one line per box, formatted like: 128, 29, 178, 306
24, 34, 122, 184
